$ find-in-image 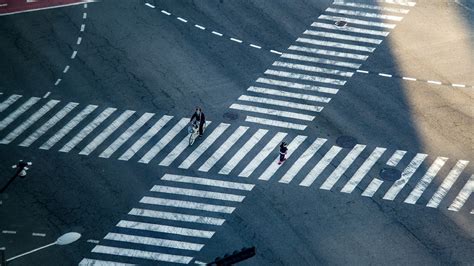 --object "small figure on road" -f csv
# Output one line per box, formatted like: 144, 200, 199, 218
190, 107, 206, 137
278, 142, 288, 165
